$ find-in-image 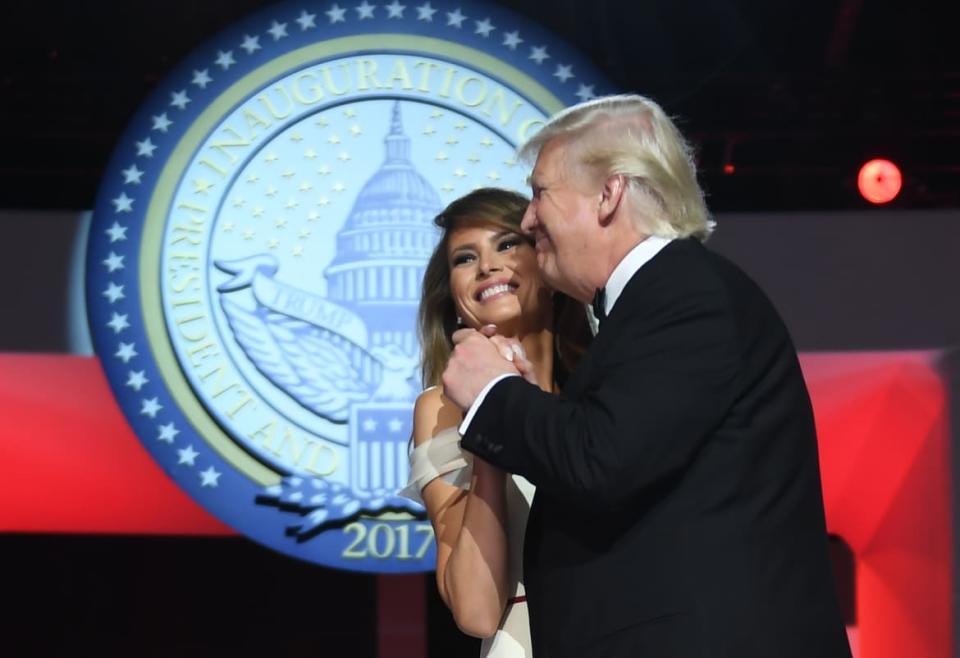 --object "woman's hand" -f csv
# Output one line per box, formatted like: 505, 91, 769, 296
480, 324, 539, 387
